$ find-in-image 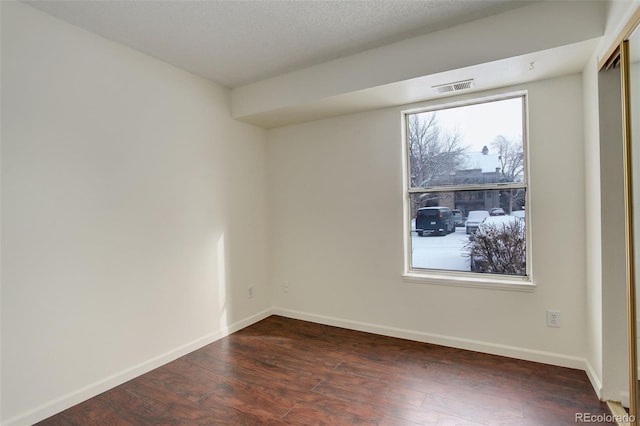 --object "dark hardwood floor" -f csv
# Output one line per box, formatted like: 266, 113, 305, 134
38, 315, 613, 425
